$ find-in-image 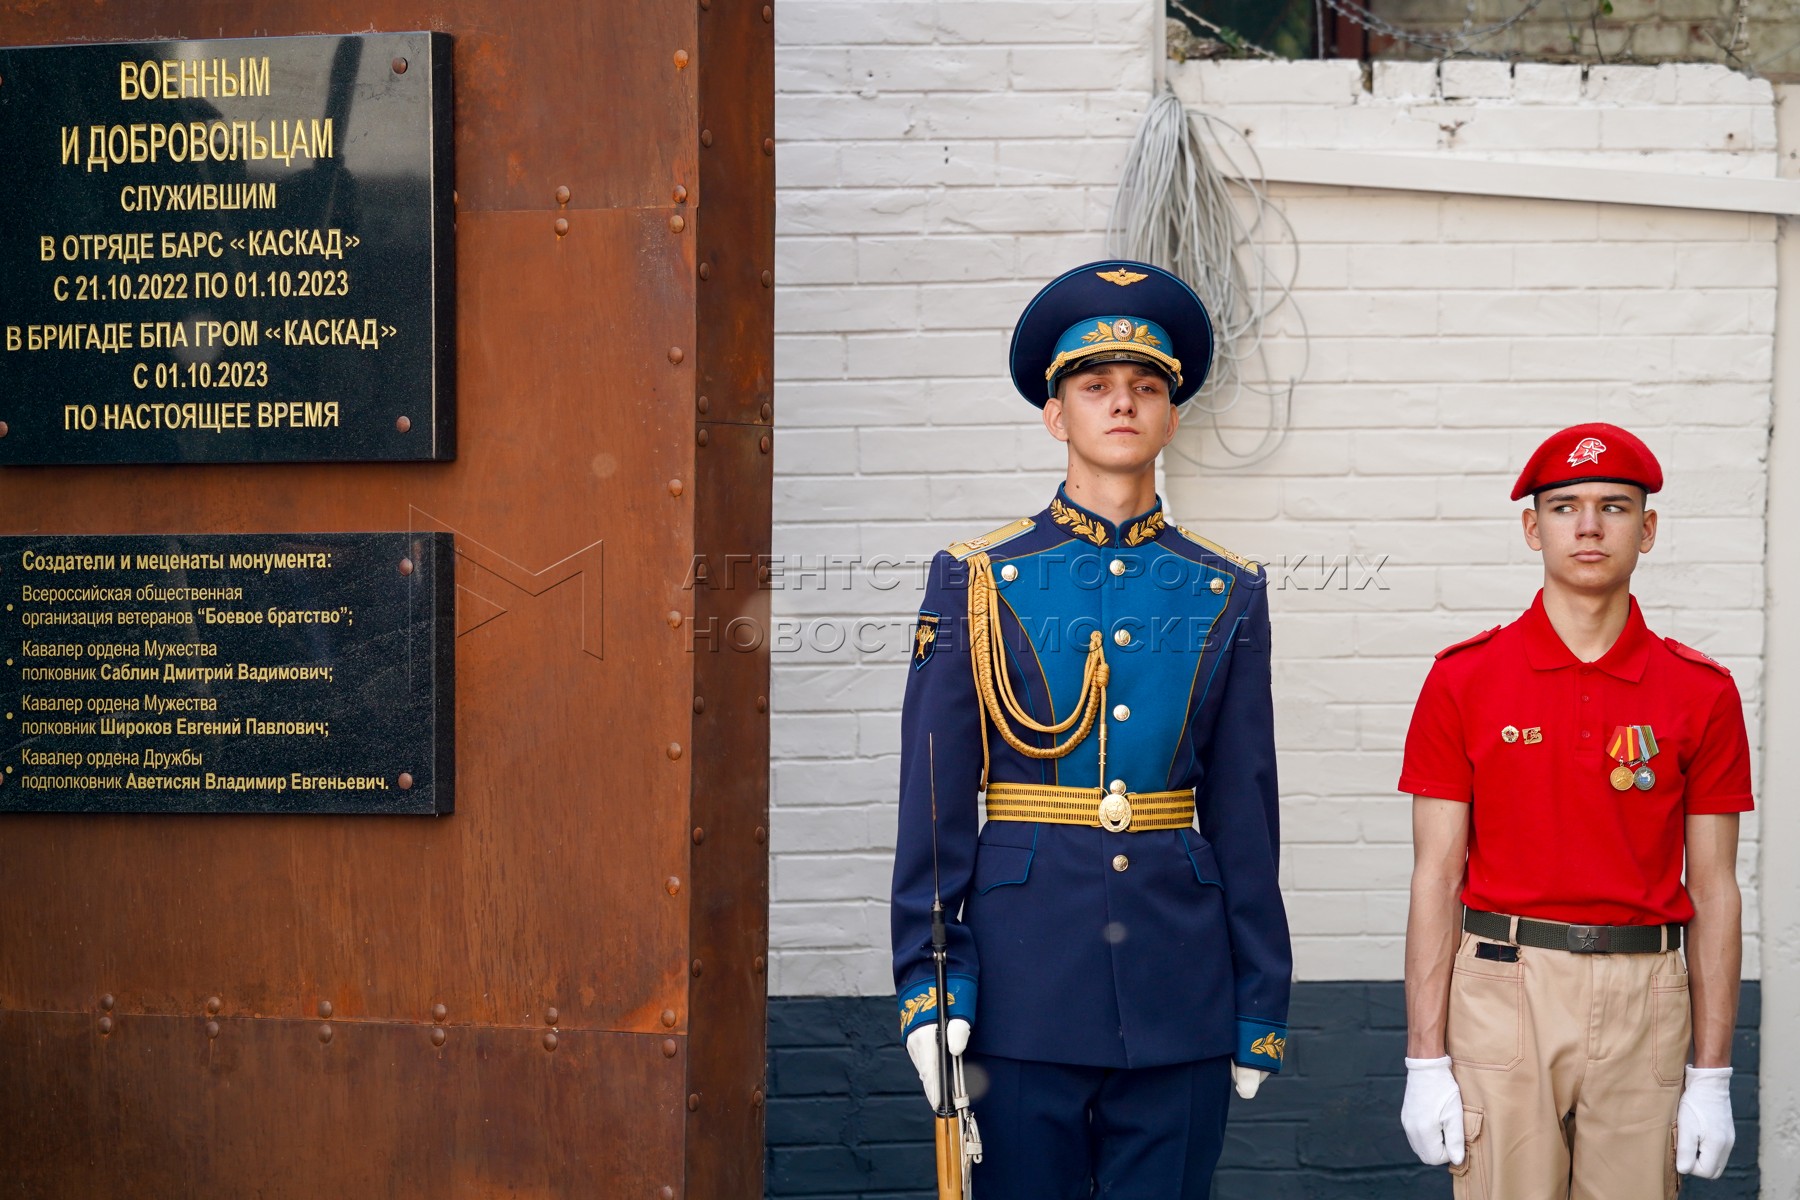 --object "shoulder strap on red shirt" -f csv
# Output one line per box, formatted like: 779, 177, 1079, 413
1664, 636, 1731, 675
1435, 626, 1500, 660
